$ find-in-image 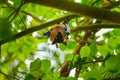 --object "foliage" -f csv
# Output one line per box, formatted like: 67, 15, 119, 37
1, 0, 120, 80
